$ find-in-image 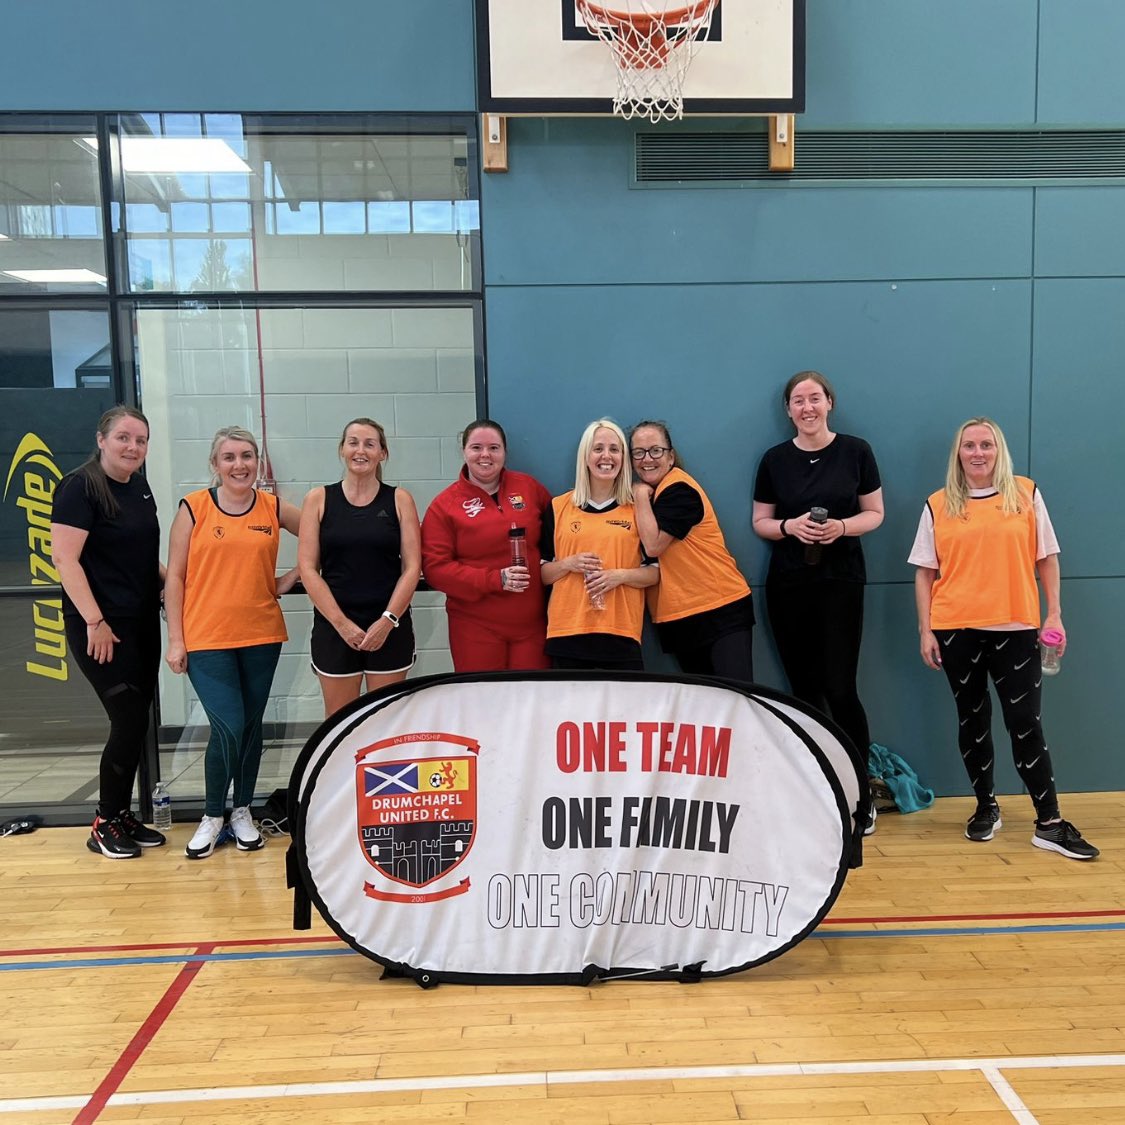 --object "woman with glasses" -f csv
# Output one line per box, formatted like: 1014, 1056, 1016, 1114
421, 419, 553, 671
629, 420, 755, 682
752, 371, 884, 830
541, 419, 658, 671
